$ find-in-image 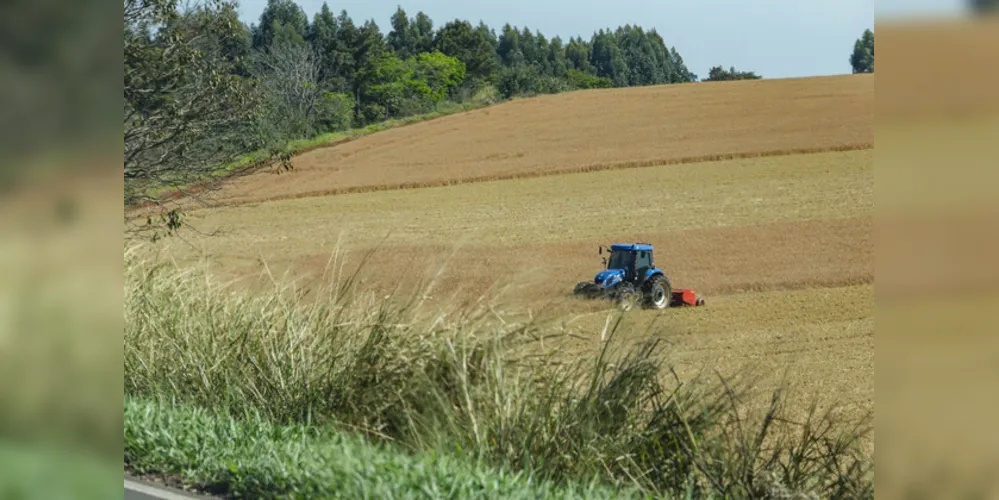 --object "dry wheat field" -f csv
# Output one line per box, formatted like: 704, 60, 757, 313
144, 74, 874, 424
